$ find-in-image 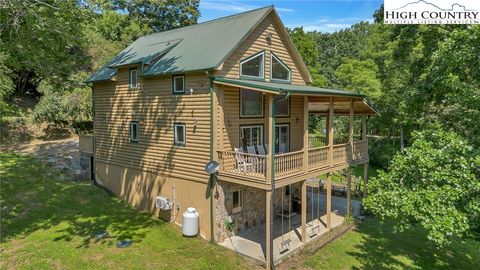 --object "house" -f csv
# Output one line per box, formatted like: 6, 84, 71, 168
81, 5, 377, 268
